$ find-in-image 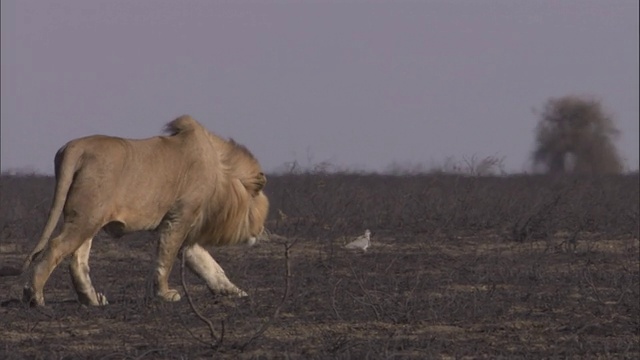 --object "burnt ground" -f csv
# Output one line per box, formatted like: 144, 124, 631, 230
0, 173, 638, 359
